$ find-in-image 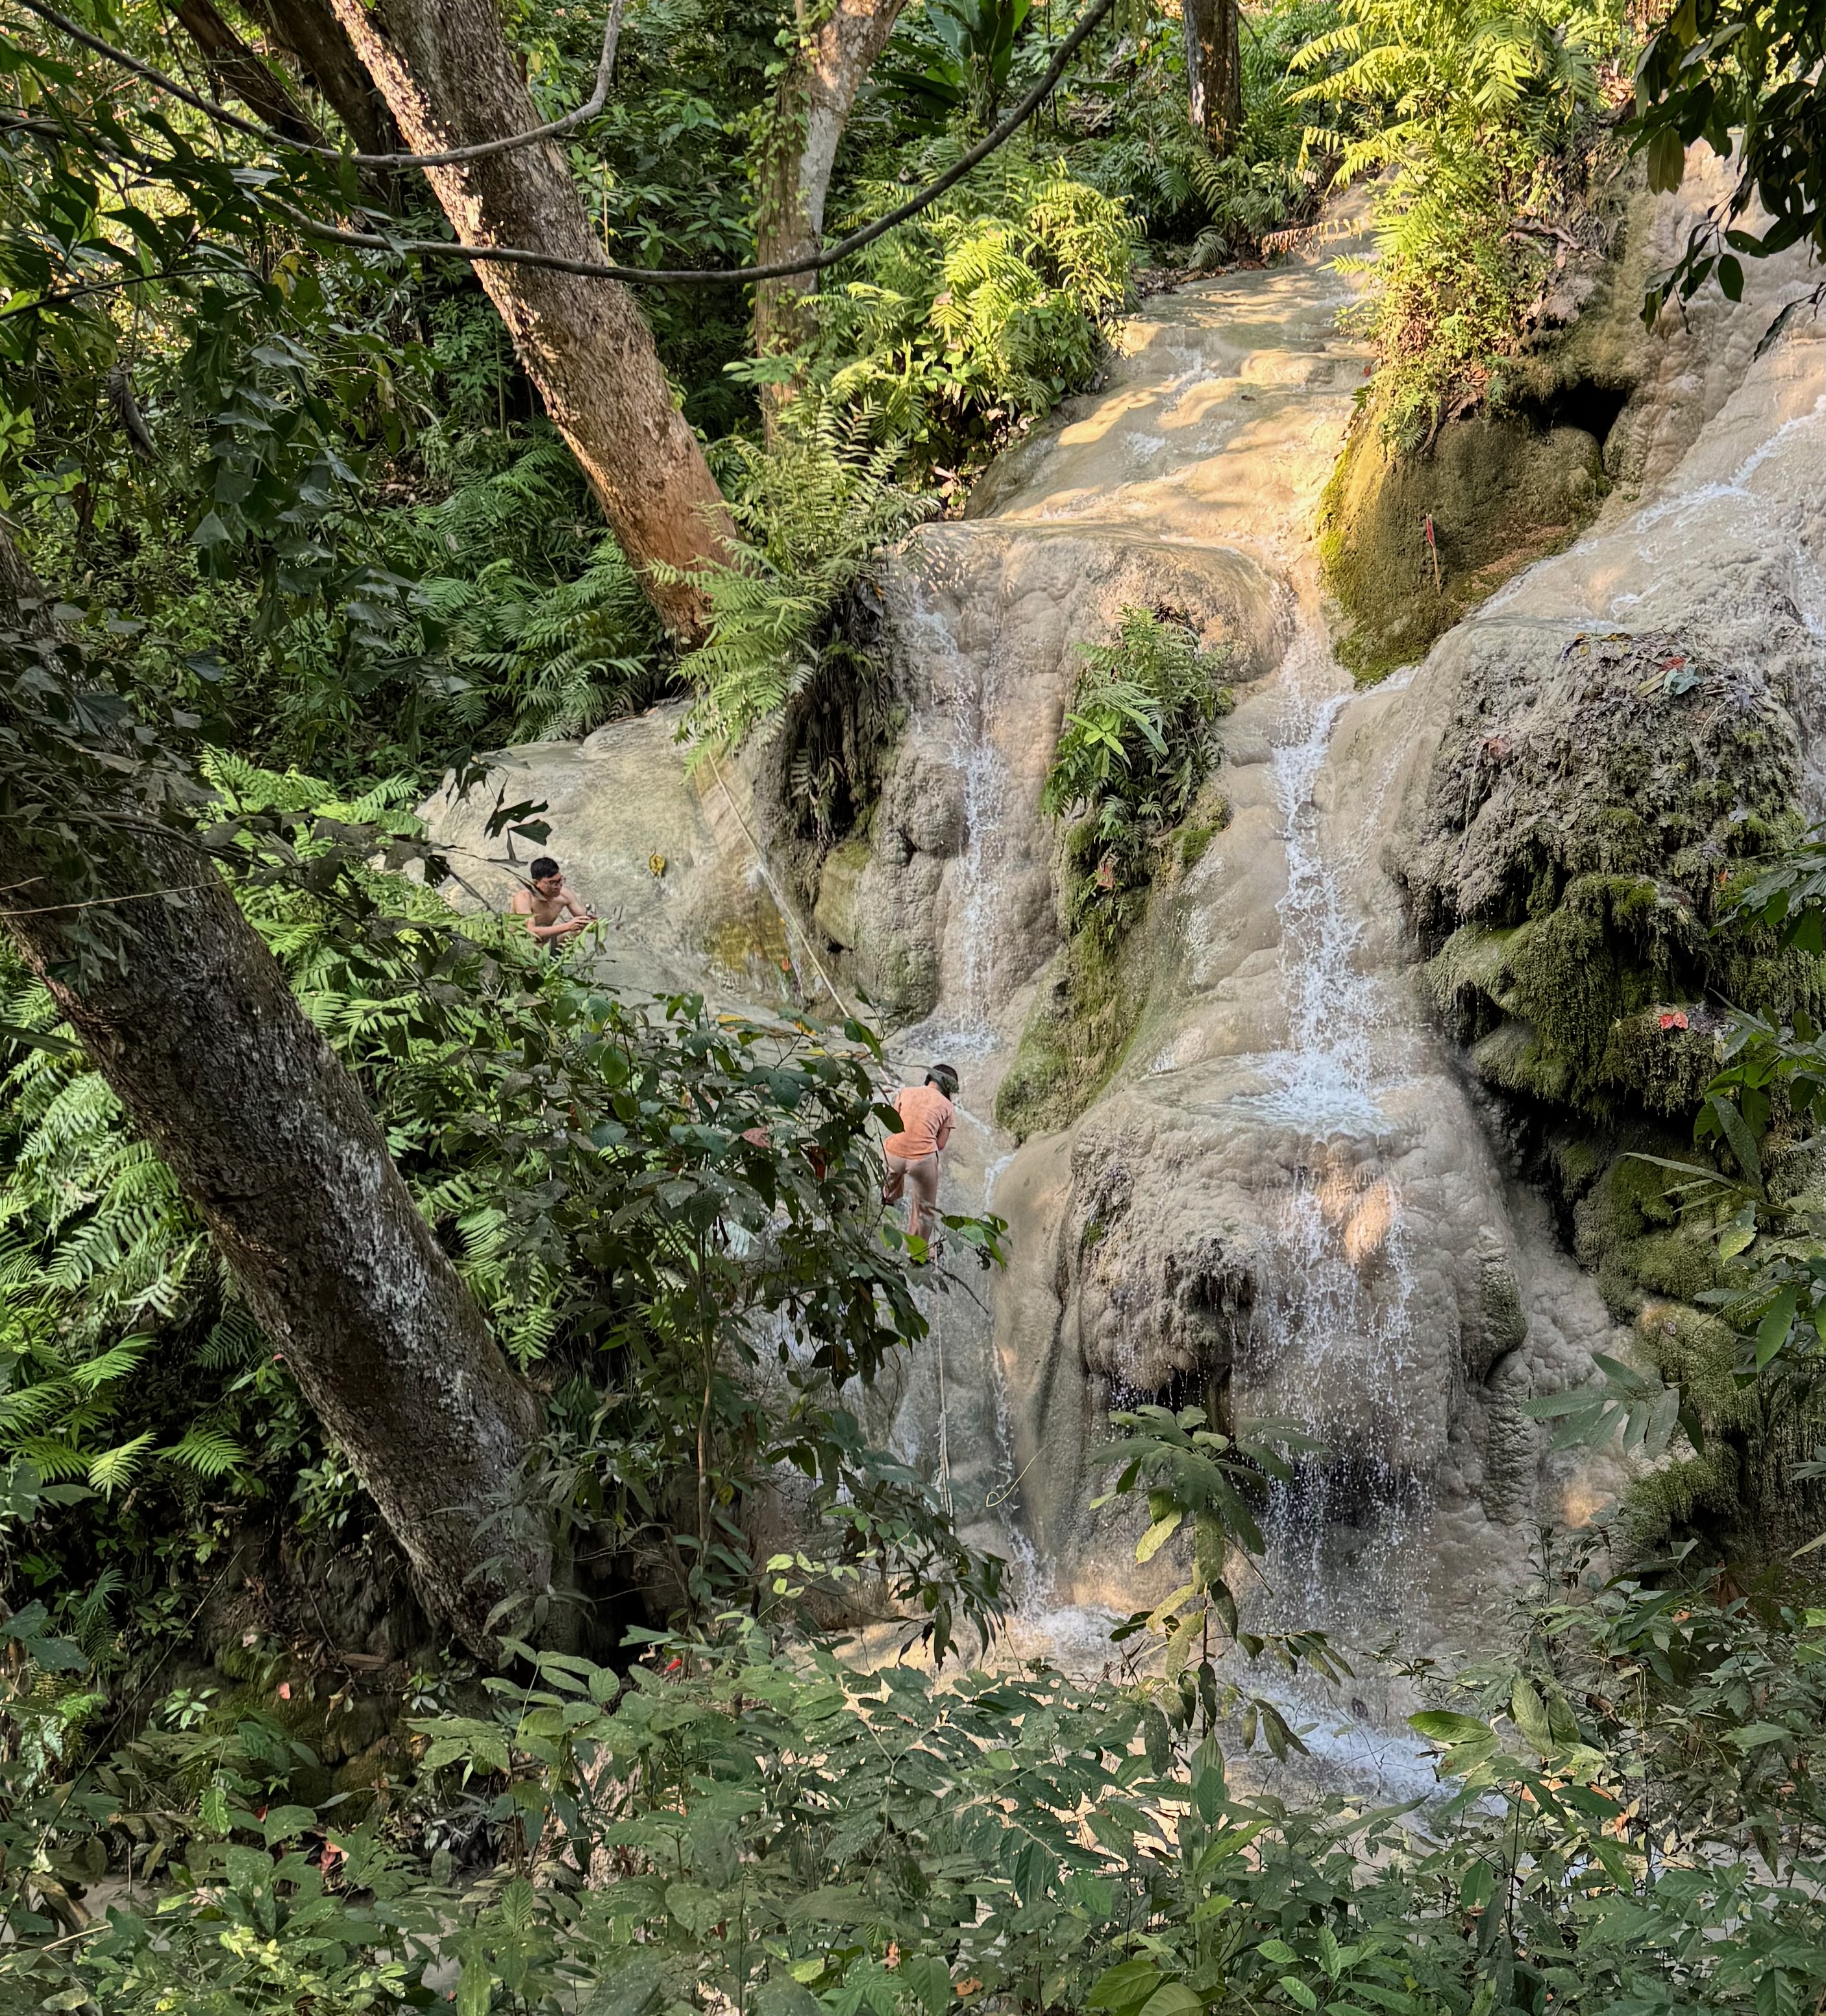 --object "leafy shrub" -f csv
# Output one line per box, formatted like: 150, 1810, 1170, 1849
1068, 0, 1339, 265
9, 1563, 1826, 2014
1043, 605, 1235, 947
1293, 0, 1632, 446
815, 142, 1134, 480
669, 411, 930, 753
